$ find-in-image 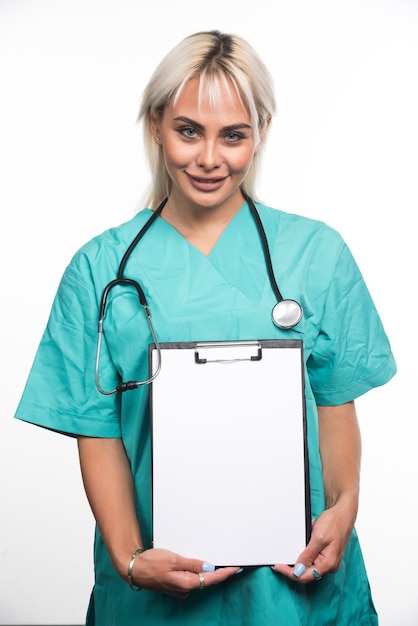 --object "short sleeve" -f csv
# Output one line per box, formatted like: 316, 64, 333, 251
307, 242, 396, 405
14, 257, 121, 437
